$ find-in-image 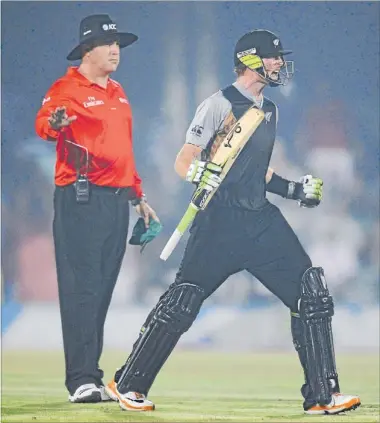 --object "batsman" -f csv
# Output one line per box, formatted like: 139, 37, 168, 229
106, 29, 361, 415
